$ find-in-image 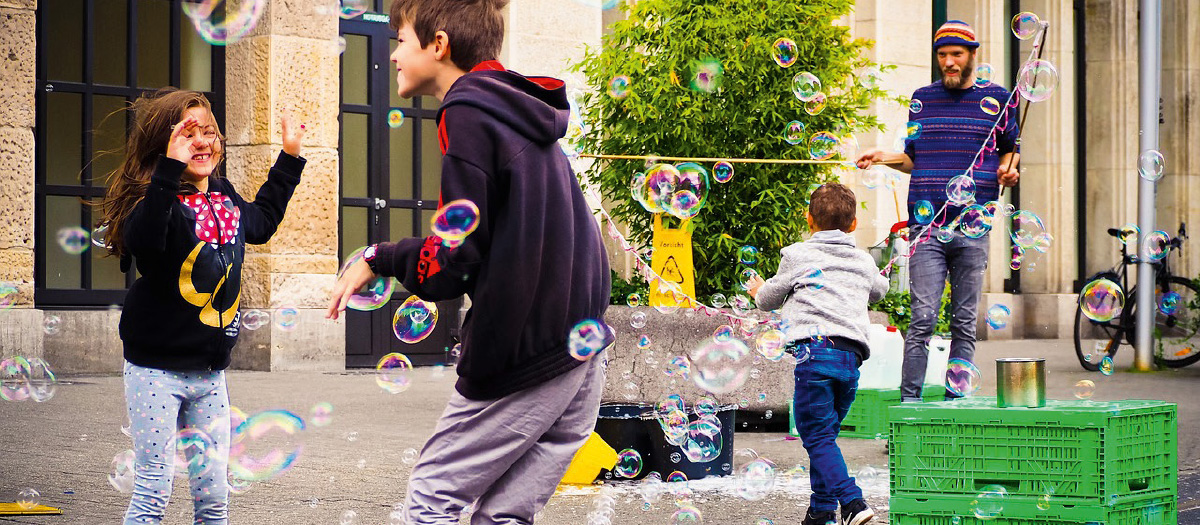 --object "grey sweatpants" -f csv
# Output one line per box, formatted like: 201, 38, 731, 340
402, 356, 605, 525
